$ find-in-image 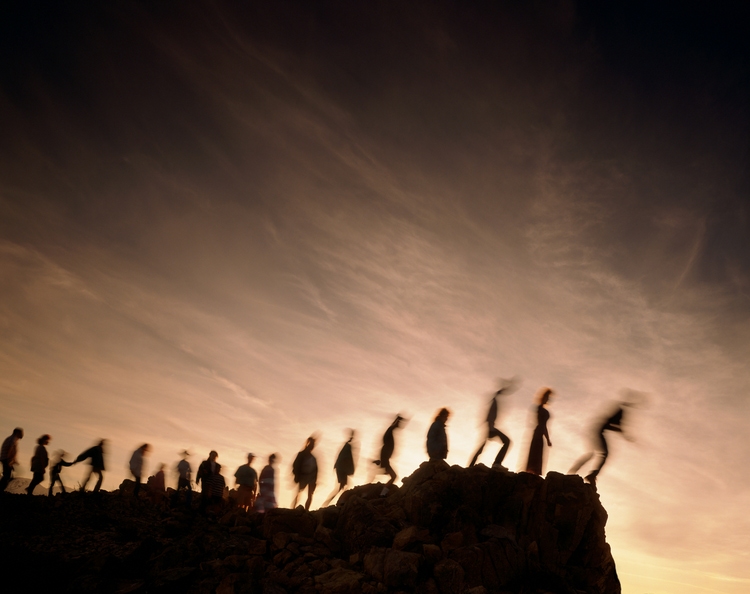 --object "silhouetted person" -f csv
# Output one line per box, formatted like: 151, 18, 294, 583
427, 408, 450, 462
255, 453, 277, 513
76, 439, 106, 492
27, 434, 51, 495
524, 388, 554, 476
149, 463, 166, 504
196, 450, 220, 513
292, 437, 318, 510
323, 430, 356, 506
234, 453, 258, 511
569, 401, 636, 484
372, 415, 404, 494
173, 450, 192, 506
0, 427, 24, 492
469, 379, 520, 469
129, 444, 150, 497
49, 451, 74, 496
